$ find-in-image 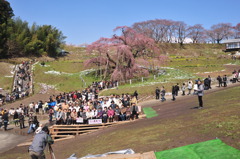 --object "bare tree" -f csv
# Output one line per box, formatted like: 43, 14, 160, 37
233, 23, 240, 38
207, 23, 233, 43
188, 24, 206, 43
175, 21, 189, 45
